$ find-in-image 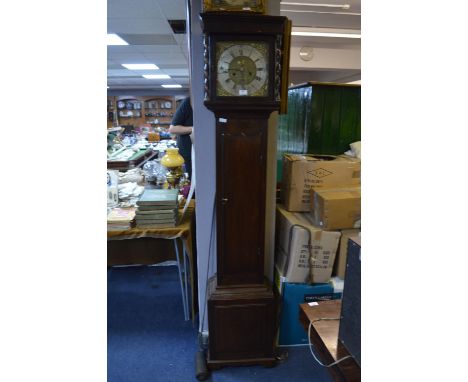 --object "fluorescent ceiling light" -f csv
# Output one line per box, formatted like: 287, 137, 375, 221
162, 84, 182, 88
280, 2, 350, 9
107, 34, 128, 46
122, 63, 159, 70
142, 74, 171, 79
291, 31, 361, 38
